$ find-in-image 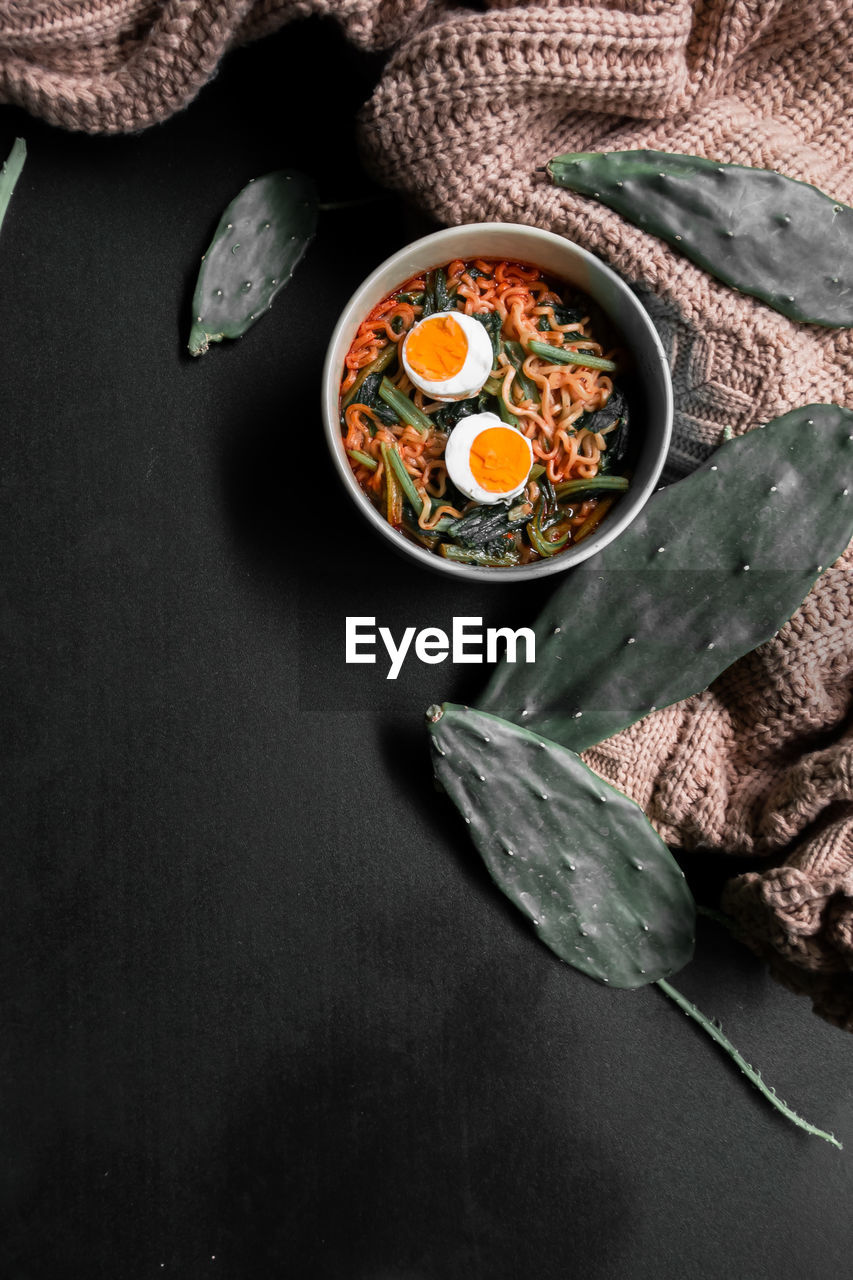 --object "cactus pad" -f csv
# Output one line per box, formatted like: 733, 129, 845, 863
482, 404, 853, 753
188, 169, 317, 356
547, 150, 853, 327
0, 137, 25, 240
428, 703, 695, 987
